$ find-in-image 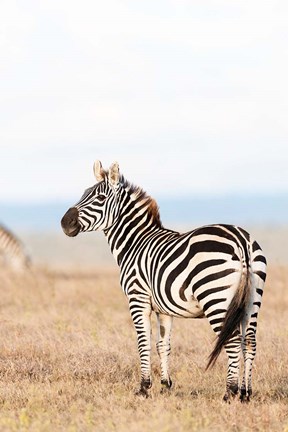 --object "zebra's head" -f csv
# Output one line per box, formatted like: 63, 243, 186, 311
61, 160, 121, 237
